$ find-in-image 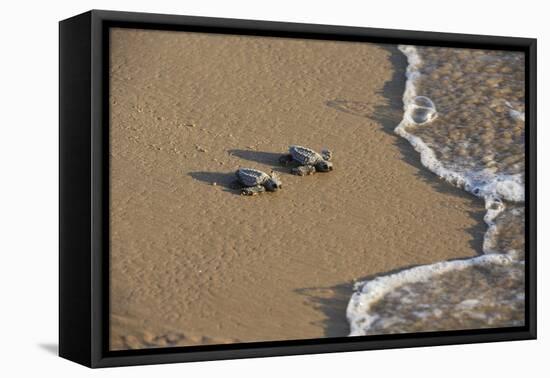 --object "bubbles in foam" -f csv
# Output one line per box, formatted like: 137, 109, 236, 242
407, 96, 437, 125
